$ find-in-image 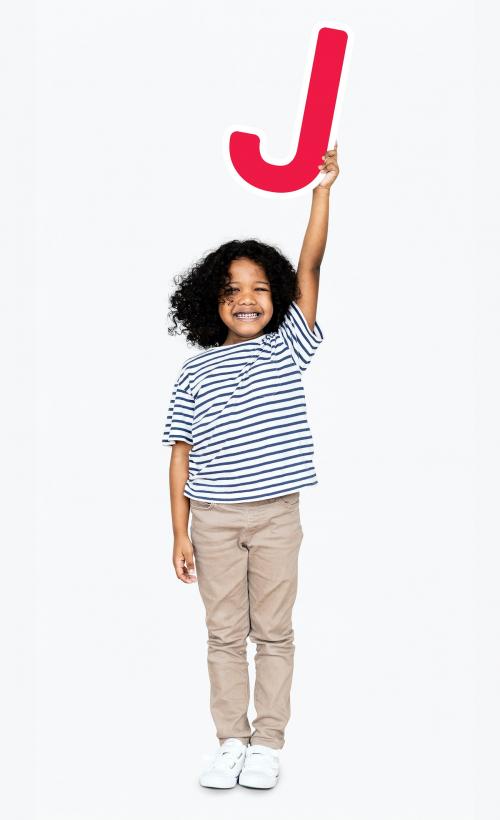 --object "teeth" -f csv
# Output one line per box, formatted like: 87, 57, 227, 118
235, 312, 259, 318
